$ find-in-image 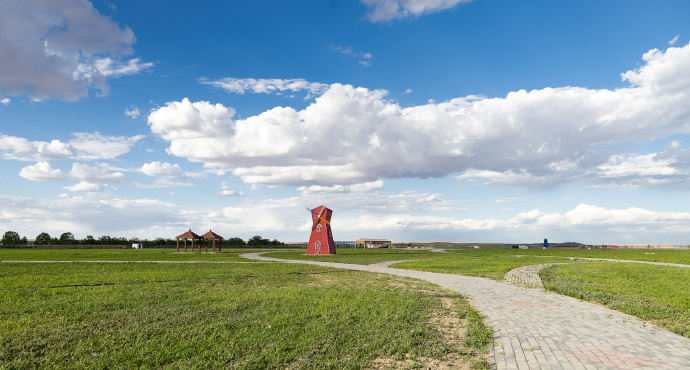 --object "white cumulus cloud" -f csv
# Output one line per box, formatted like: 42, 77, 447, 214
361, 0, 471, 22
200, 78, 329, 96
149, 43, 690, 189
64, 162, 125, 192
0, 135, 76, 161
125, 107, 140, 119
217, 190, 245, 197
0, 132, 143, 161
93, 57, 153, 77
1, 98, 9, 106
70, 132, 145, 160
298, 180, 384, 194
19, 161, 63, 181
141, 161, 185, 178
0, 0, 150, 100
0, 193, 191, 239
